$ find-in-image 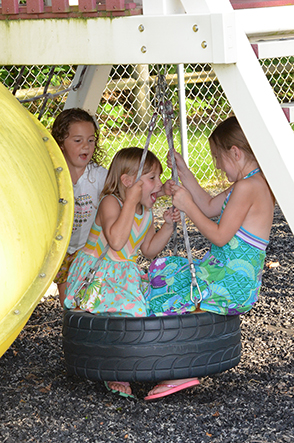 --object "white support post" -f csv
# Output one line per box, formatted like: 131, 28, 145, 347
64, 65, 112, 116
132, 64, 151, 132
177, 64, 189, 165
